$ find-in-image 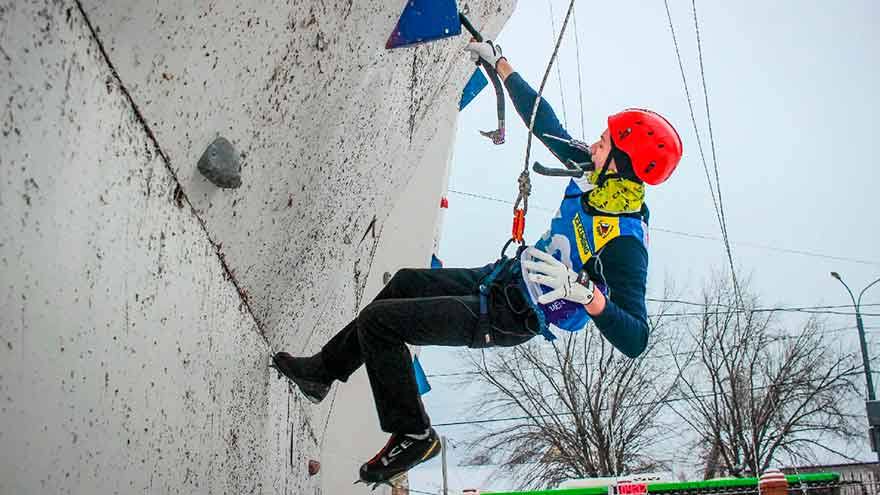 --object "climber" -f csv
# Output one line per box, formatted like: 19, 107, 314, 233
271, 39, 683, 487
